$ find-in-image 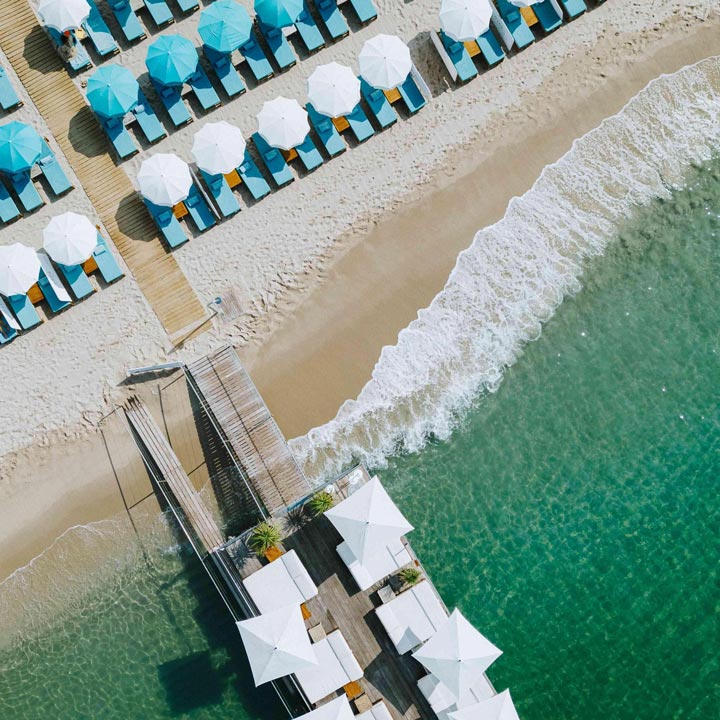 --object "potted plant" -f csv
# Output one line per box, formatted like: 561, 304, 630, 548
308, 490, 334, 516
249, 521, 281, 556
398, 566, 422, 588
